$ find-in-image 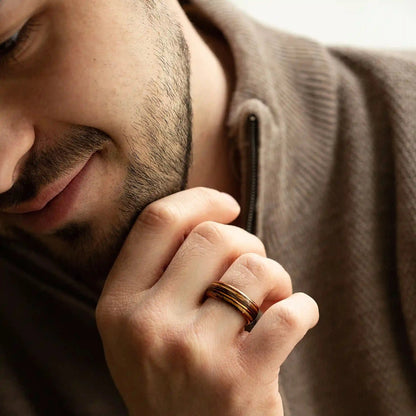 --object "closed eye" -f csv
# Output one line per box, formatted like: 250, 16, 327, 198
0, 20, 39, 65
0, 30, 20, 54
